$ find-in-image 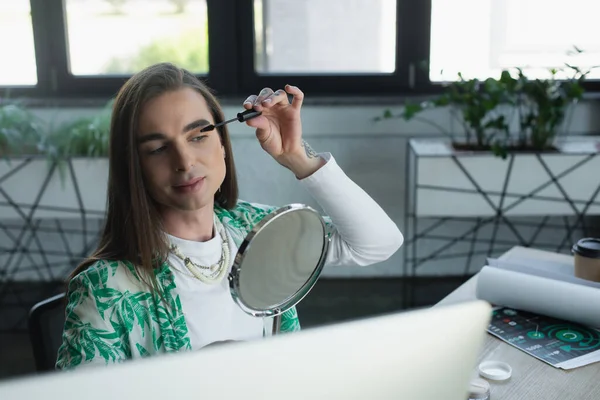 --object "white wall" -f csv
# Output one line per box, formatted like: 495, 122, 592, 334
16, 99, 600, 279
